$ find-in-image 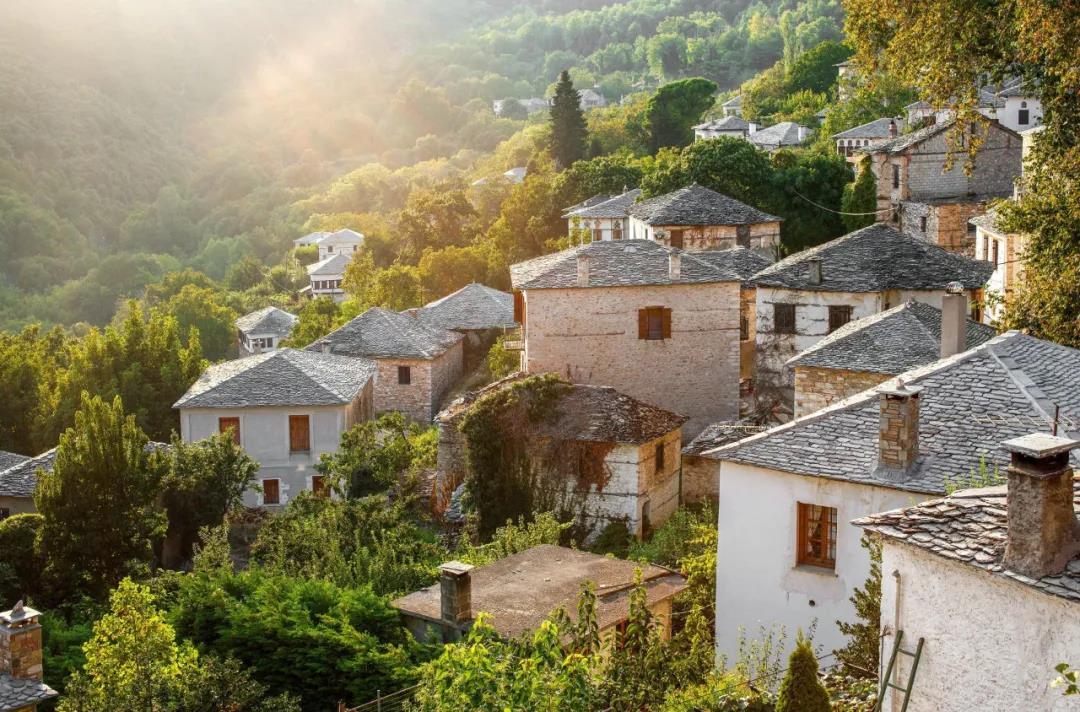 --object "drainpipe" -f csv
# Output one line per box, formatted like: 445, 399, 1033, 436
890, 568, 903, 712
